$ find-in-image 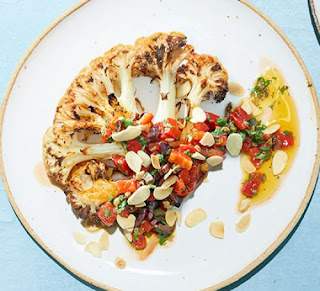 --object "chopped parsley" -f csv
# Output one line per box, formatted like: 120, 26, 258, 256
183, 150, 193, 157
134, 228, 139, 240
284, 130, 292, 136
157, 154, 165, 164
121, 141, 127, 151
217, 118, 227, 127
279, 85, 288, 94
116, 199, 128, 214
104, 209, 111, 217
122, 118, 134, 128
251, 77, 272, 99
137, 135, 147, 150
184, 116, 191, 121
